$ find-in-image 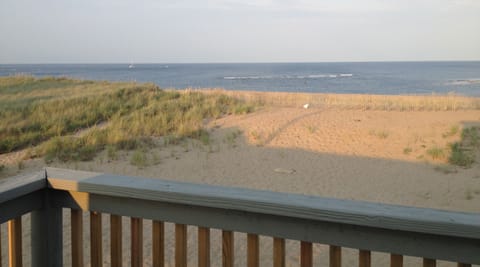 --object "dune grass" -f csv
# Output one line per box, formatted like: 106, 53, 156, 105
0, 76, 255, 162
201, 89, 480, 111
